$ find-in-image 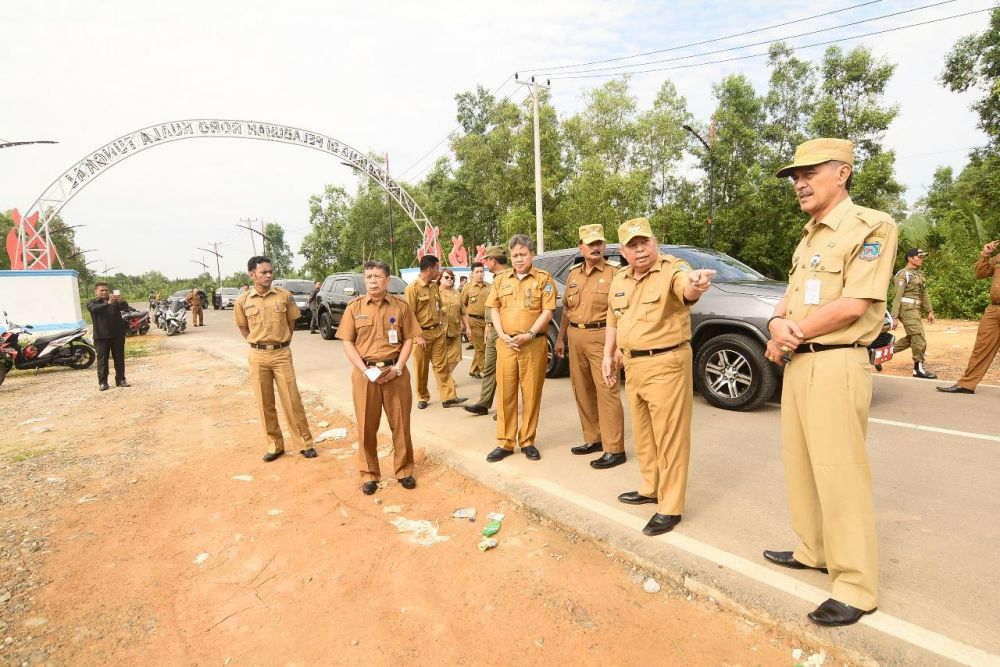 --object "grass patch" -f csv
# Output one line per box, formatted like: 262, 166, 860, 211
8, 446, 55, 463
125, 337, 163, 358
